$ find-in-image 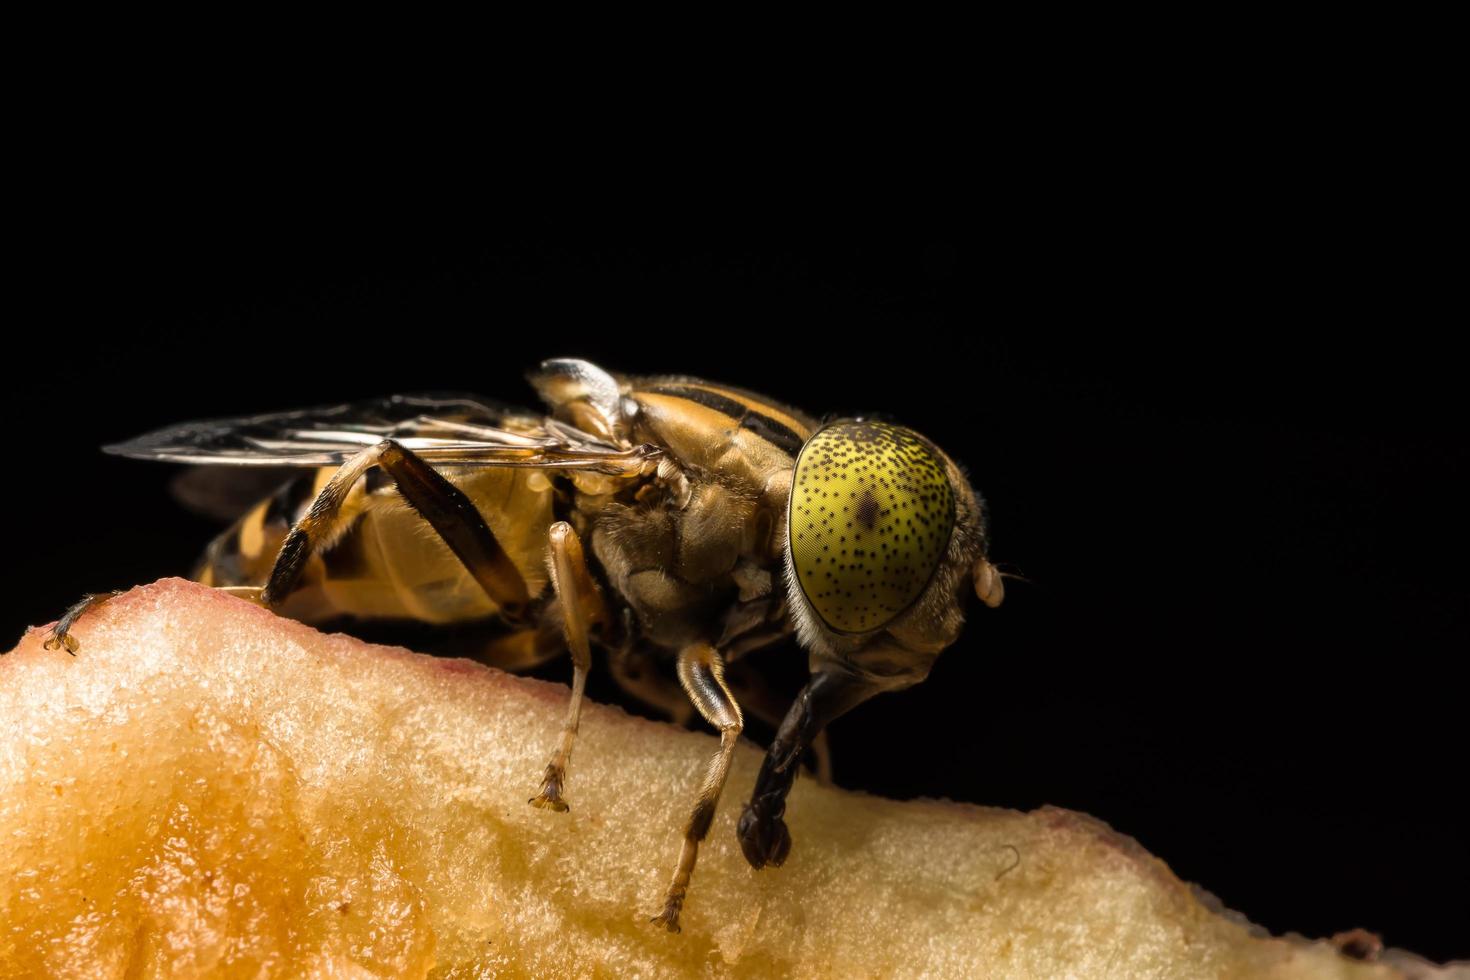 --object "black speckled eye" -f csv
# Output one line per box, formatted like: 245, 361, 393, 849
788, 421, 955, 633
